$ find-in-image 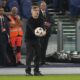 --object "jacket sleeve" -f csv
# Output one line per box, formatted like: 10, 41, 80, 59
25, 21, 34, 42
4, 16, 10, 36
